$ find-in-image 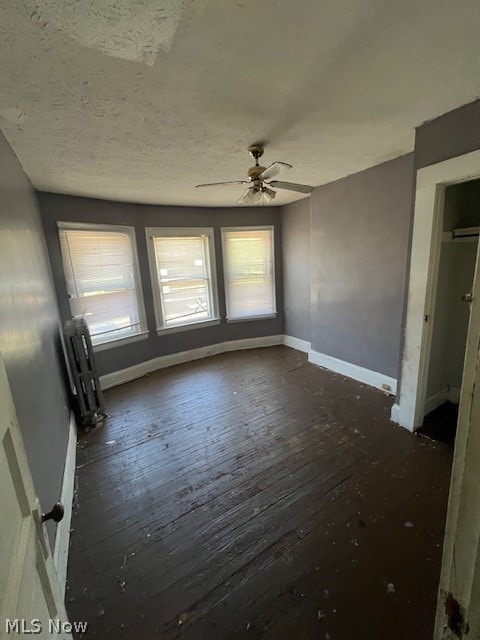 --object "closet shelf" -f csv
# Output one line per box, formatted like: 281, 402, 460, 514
442, 226, 480, 242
